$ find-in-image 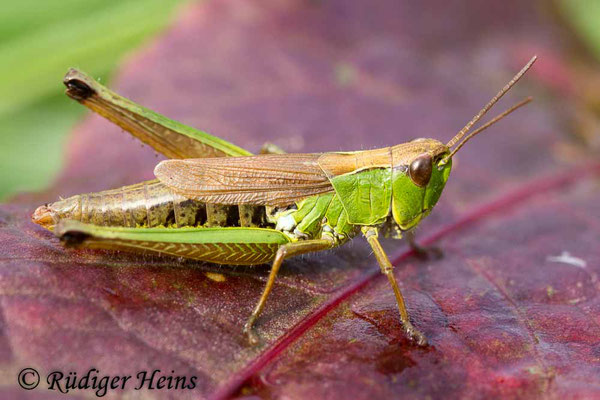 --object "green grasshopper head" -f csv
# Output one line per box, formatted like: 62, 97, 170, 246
389, 55, 537, 231
390, 139, 452, 230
